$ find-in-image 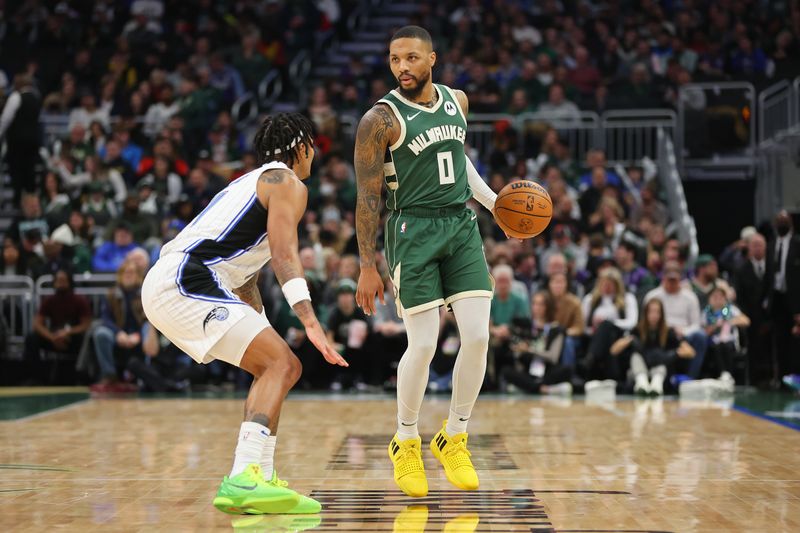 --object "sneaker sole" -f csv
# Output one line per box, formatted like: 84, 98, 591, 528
429, 437, 479, 491
213, 494, 299, 515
